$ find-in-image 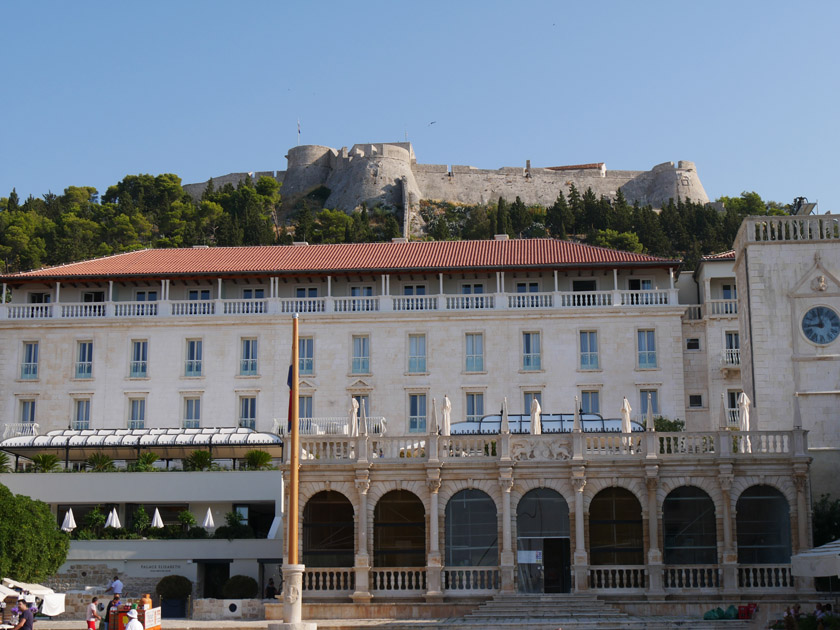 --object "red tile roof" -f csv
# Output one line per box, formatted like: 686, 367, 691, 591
701, 250, 736, 261
1, 239, 679, 283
